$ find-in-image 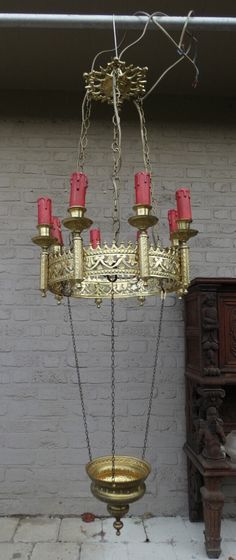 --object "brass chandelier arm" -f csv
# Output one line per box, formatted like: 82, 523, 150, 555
40, 249, 49, 297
